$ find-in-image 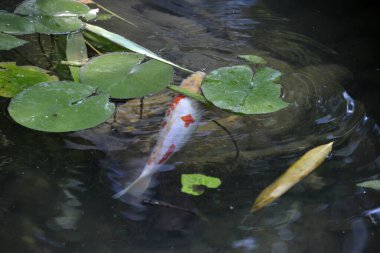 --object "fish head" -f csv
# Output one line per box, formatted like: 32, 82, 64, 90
180, 71, 206, 94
